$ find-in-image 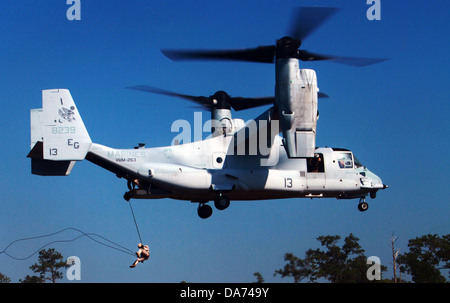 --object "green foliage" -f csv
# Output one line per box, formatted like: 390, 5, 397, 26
306, 233, 378, 283
274, 252, 312, 283
0, 272, 11, 283
275, 233, 387, 283
20, 248, 69, 283
20, 275, 44, 283
397, 234, 449, 283
253, 272, 265, 283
